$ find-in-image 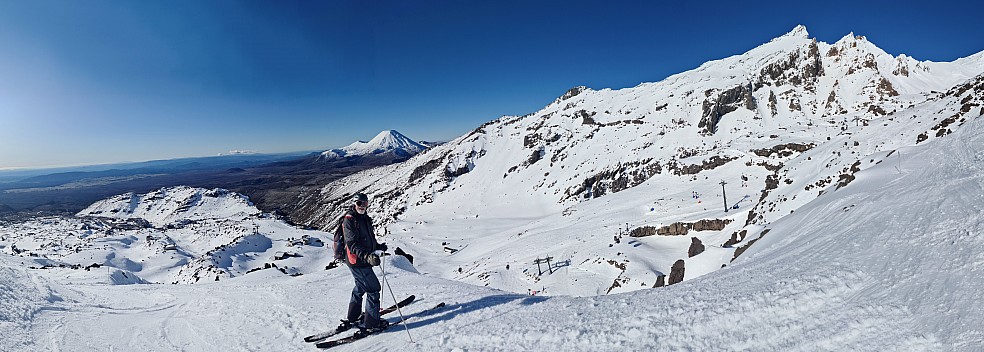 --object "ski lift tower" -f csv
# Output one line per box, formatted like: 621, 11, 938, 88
720, 180, 728, 213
